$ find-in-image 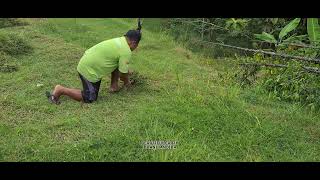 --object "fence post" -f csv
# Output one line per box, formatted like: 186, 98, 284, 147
201, 18, 205, 40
